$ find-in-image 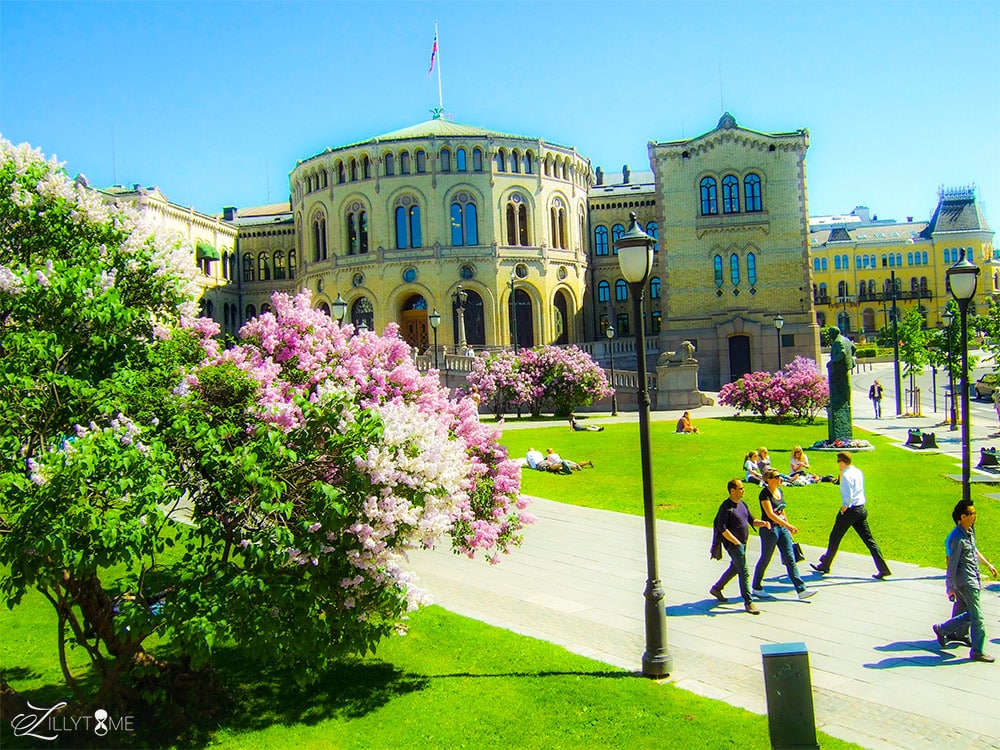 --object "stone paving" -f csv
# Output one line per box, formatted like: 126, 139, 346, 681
409, 367, 1000, 750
